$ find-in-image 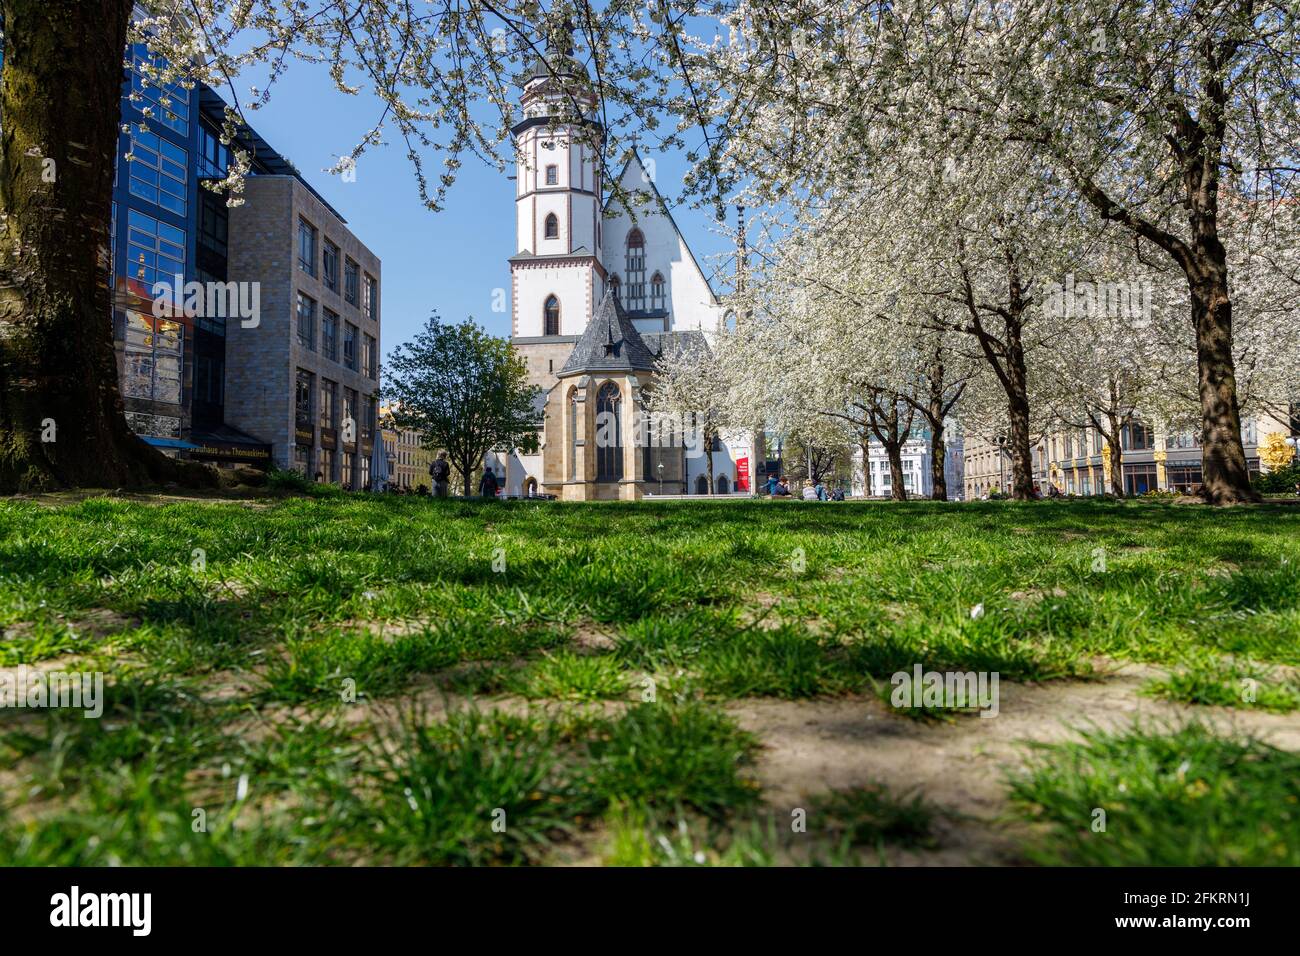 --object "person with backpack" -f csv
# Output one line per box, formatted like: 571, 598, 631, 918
429, 451, 451, 498
479, 465, 500, 499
